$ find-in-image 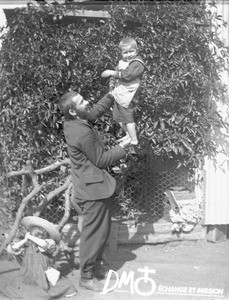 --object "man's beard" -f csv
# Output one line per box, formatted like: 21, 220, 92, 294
77, 106, 90, 120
